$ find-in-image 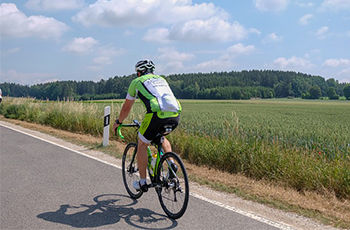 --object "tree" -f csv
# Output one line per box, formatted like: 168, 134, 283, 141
308, 85, 321, 99
327, 87, 339, 100
193, 82, 200, 99
326, 78, 337, 88
274, 82, 292, 98
1, 70, 347, 101
344, 84, 350, 100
